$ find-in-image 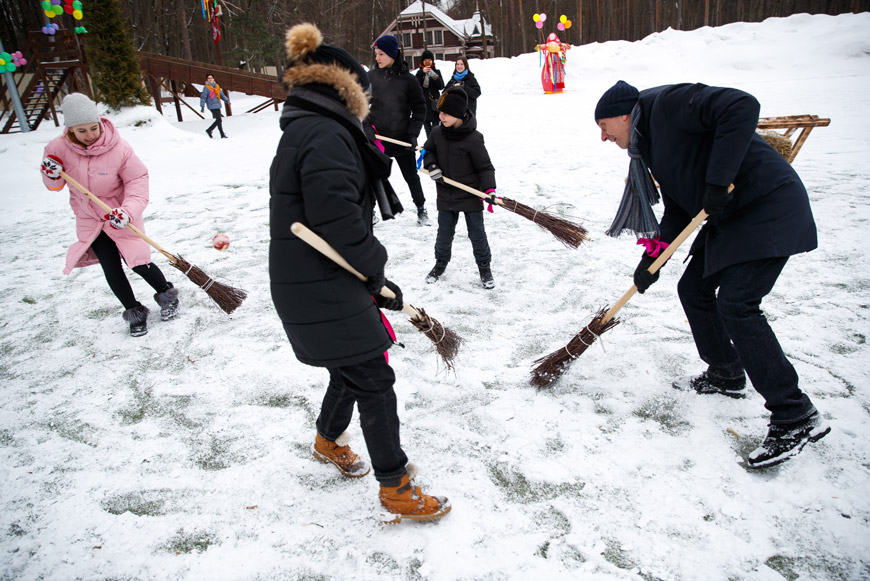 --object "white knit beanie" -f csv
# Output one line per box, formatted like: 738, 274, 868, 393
61, 93, 100, 127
